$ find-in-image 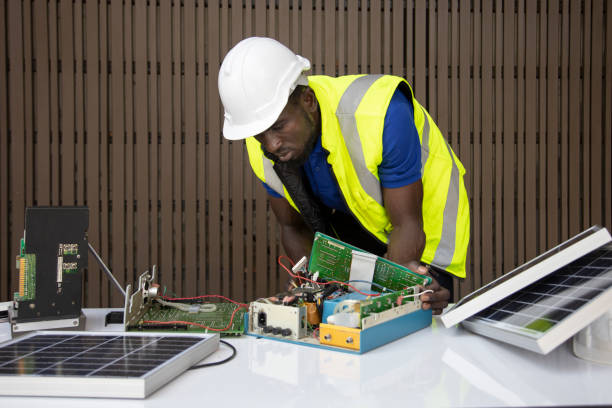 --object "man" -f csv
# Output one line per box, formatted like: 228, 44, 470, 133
218, 37, 470, 314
